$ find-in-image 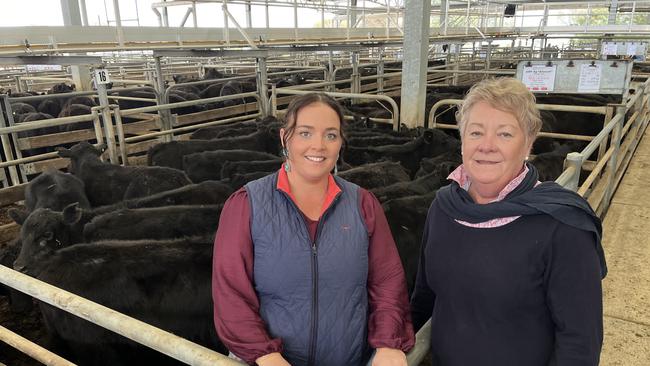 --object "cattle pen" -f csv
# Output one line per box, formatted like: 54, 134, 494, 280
2, 1, 650, 365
